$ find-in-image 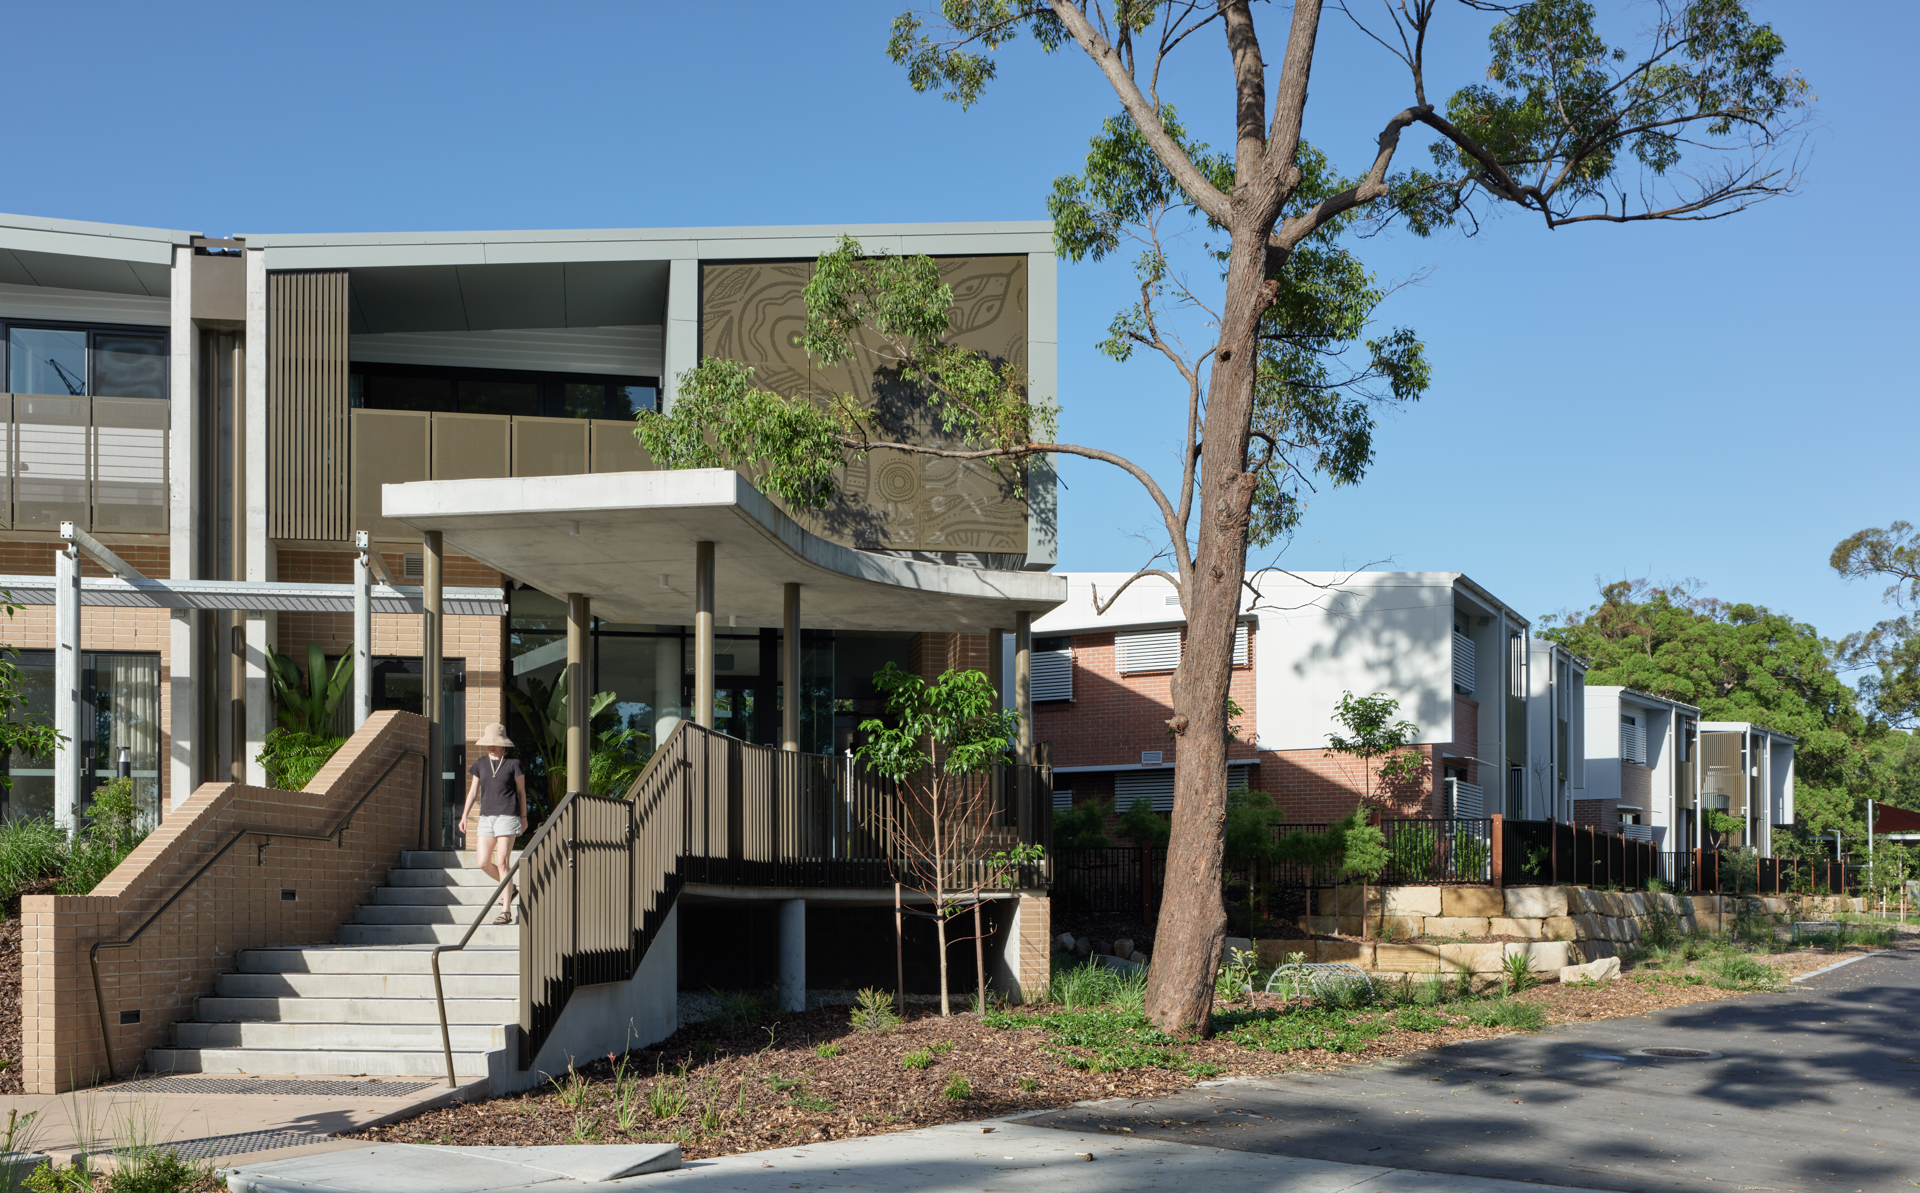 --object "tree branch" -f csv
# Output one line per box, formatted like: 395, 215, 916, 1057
1049, 0, 1232, 223
1091, 566, 1185, 616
